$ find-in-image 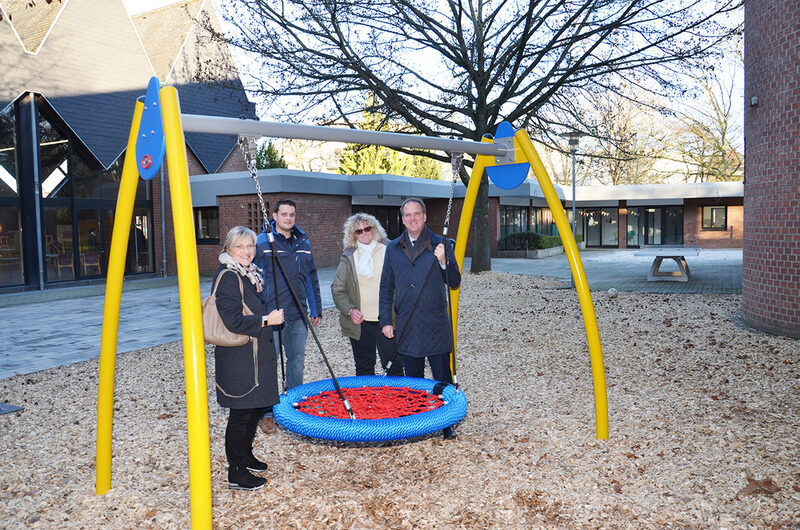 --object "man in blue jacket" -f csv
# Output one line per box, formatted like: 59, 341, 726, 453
380, 198, 461, 437
256, 199, 322, 393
